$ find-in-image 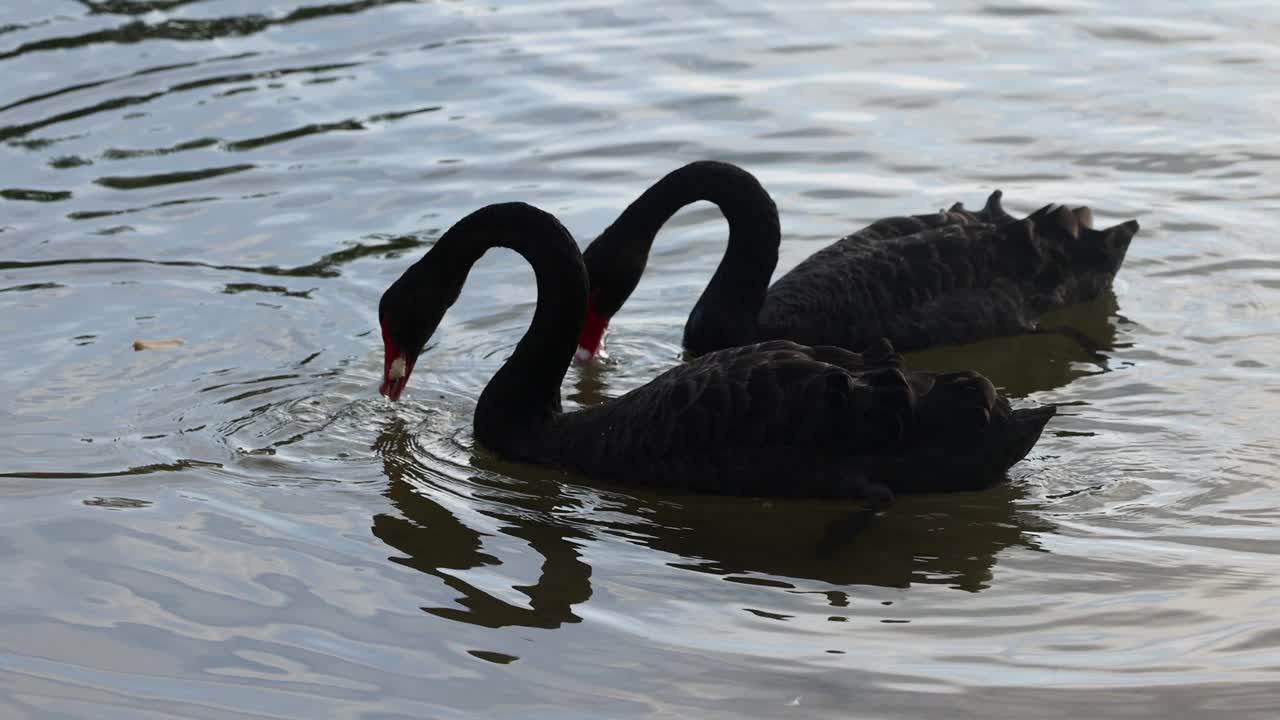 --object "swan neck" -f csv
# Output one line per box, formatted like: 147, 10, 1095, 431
432, 204, 586, 454
612, 160, 780, 260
